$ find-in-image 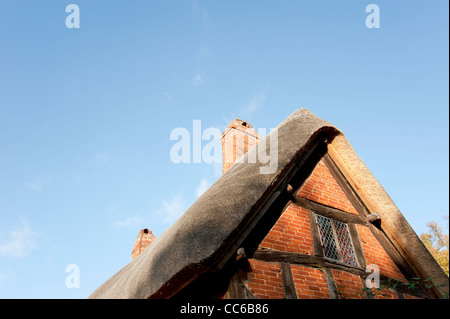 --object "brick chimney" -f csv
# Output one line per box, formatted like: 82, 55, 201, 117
131, 229, 156, 260
221, 119, 261, 174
